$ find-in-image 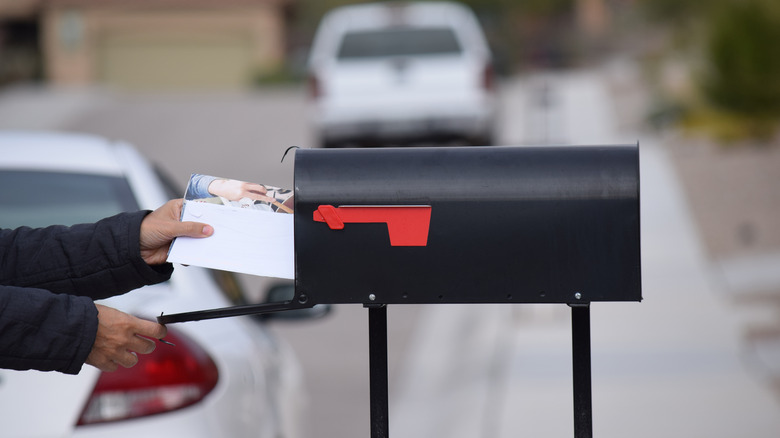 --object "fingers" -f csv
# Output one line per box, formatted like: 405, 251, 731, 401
208, 179, 272, 202
241, 183, 275, 203
86, 304, 171, 372
162, 198, 184, 220
88, 355, 118, 373
147, 198, 212, 238
116, 351, 139, 369
140, 198, 213, 265
242, 182, 268, 195
142, 318, 168, 340
129, 335, 156, 355
167, 198, 213, 238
